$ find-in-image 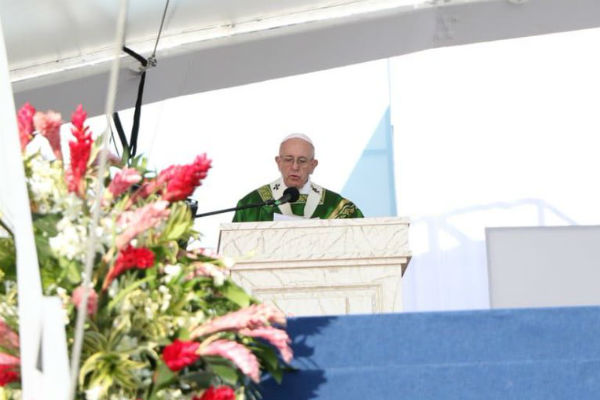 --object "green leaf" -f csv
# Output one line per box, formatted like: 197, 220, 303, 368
59, 257, 82, 285
208, 363, 239, 385
32, 214, 64, 288
83, 331, 109, 353
251, 342, 284, 384
79, 350, 145, 390
268, 367, 284, 384
107, 276, 153, 311
220, 281, 251, 308
0, 238, 16, 281
160, 203, 193, 242
251, 342, 279, 371
32, 213, 60, 237
112, 363, 142, 389
107, 320, 130, 350
148, 360, 177, 400
179, 371, 213, 388
79, 352, 109, 385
